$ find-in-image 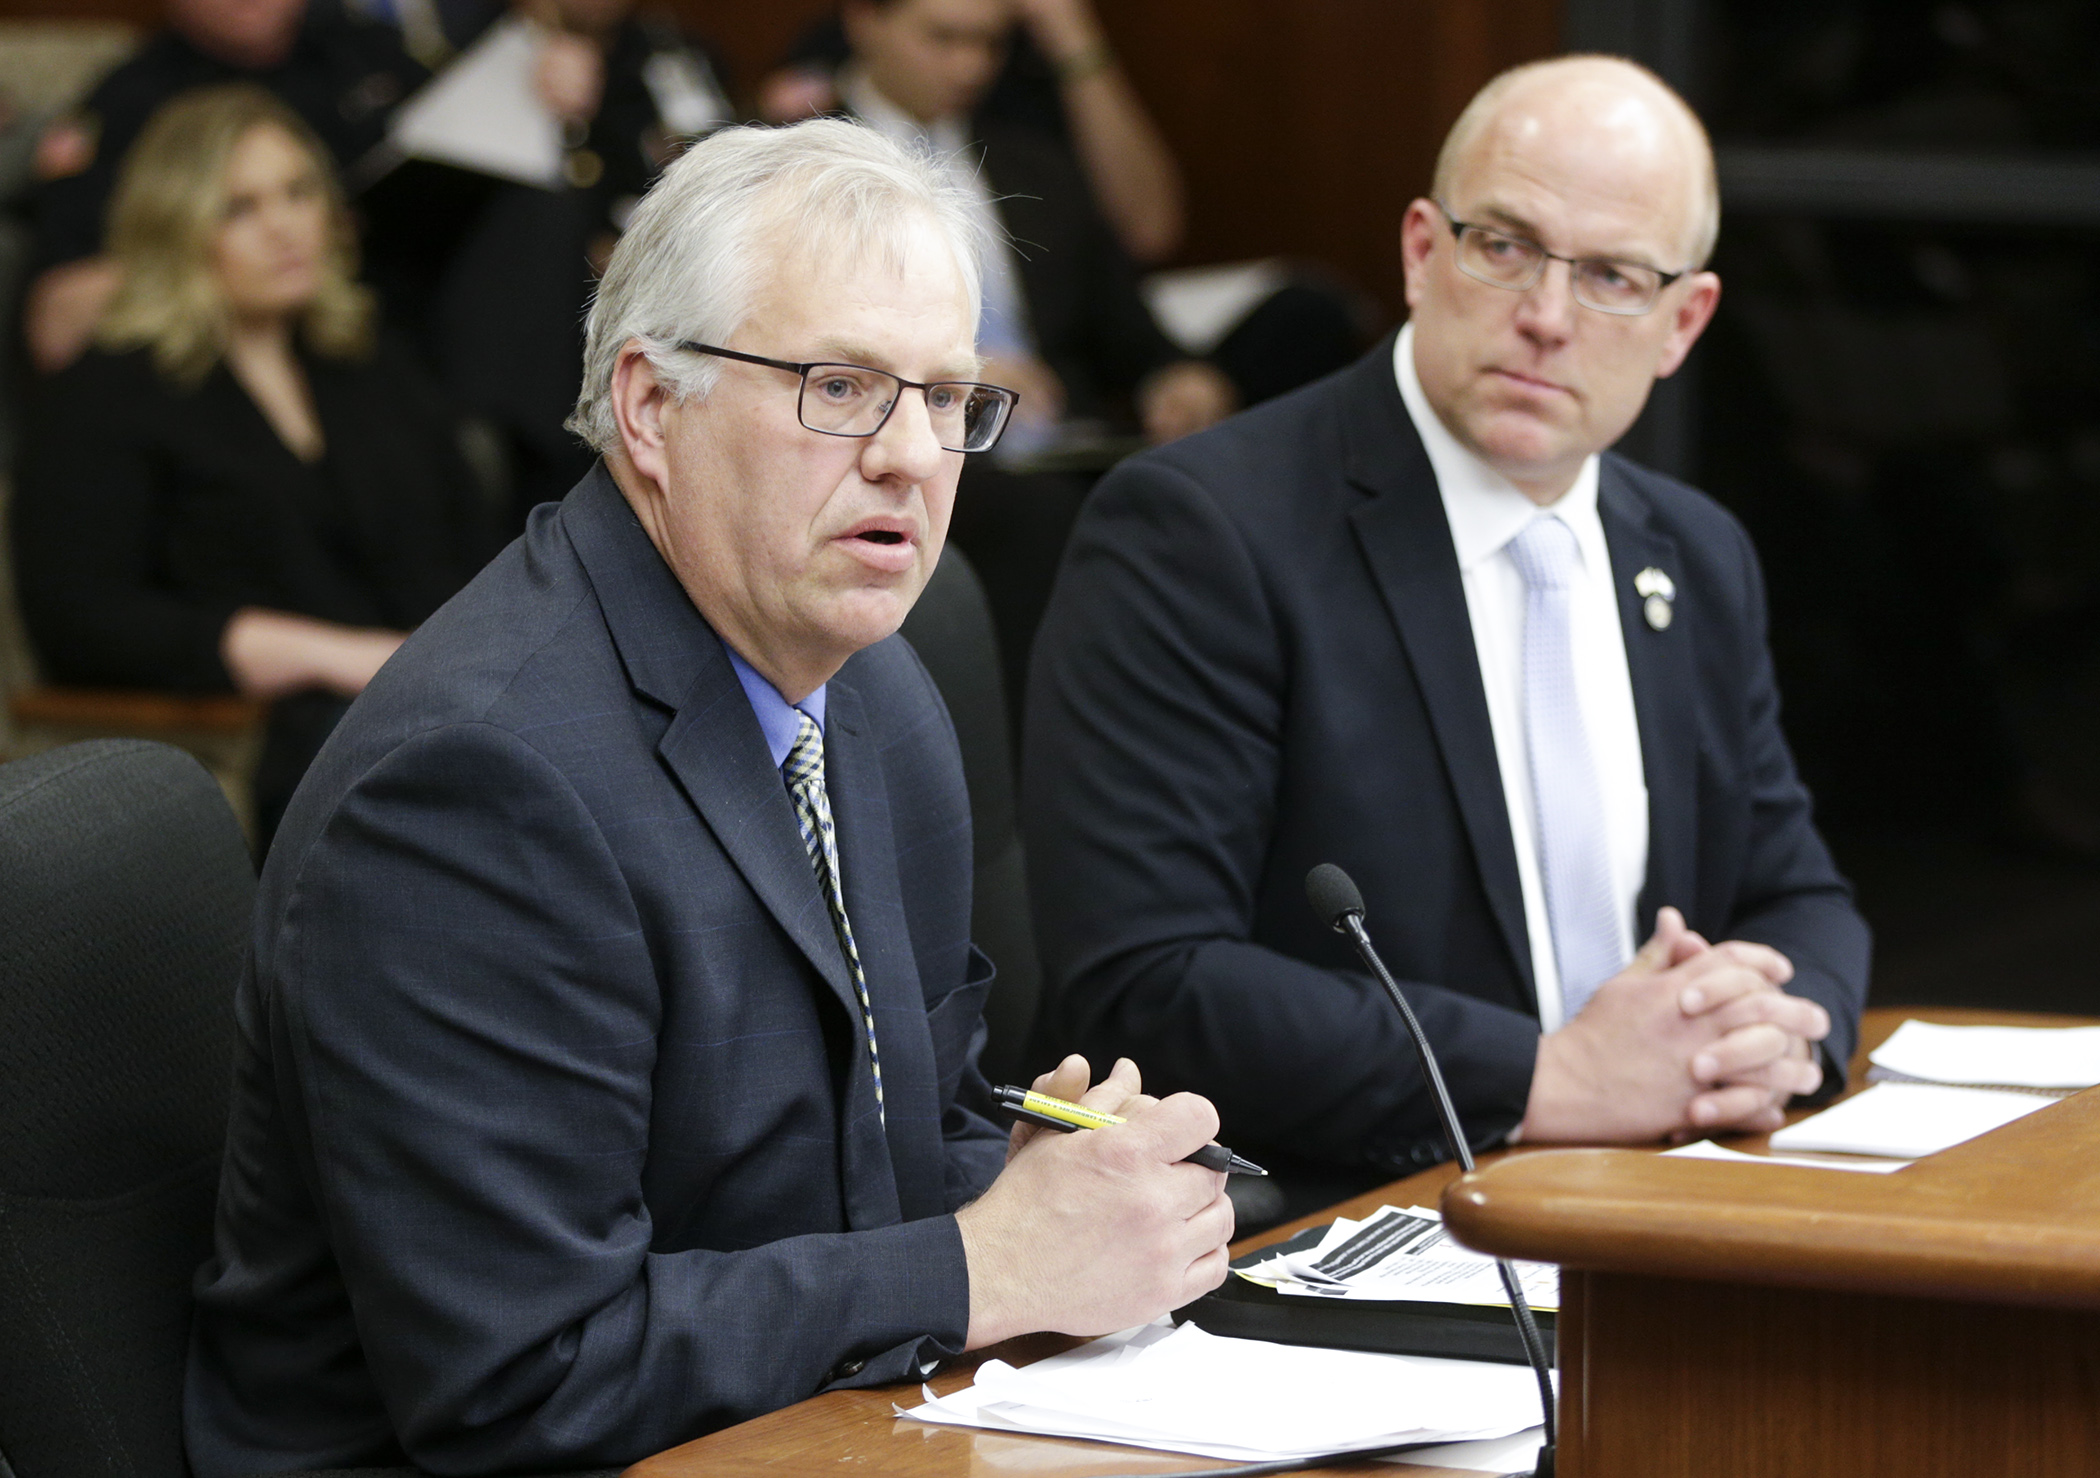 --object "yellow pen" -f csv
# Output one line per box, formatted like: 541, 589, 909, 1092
991, 1084, 1267, 1175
